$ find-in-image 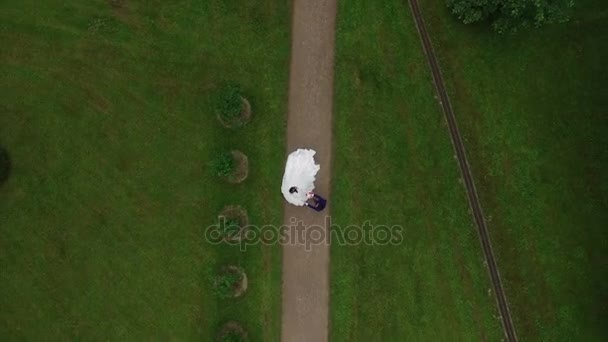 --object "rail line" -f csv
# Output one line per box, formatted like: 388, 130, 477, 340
407, 0, 518, 340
